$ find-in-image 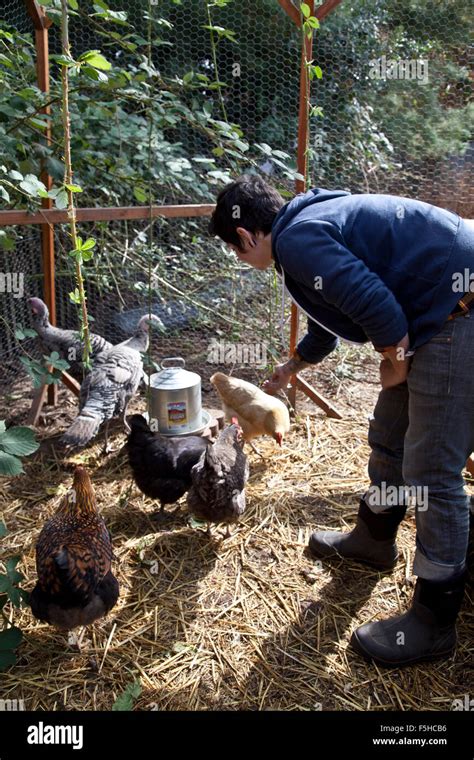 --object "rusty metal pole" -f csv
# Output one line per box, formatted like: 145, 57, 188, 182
288, 0, 315, 410
25, 0, 57, 410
